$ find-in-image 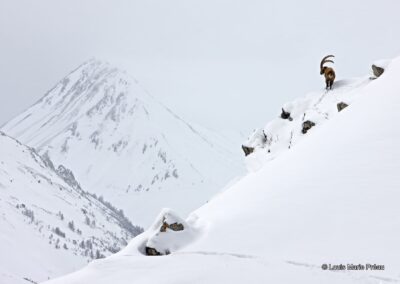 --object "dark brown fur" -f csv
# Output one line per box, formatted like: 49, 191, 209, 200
320, 55, 336, 90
